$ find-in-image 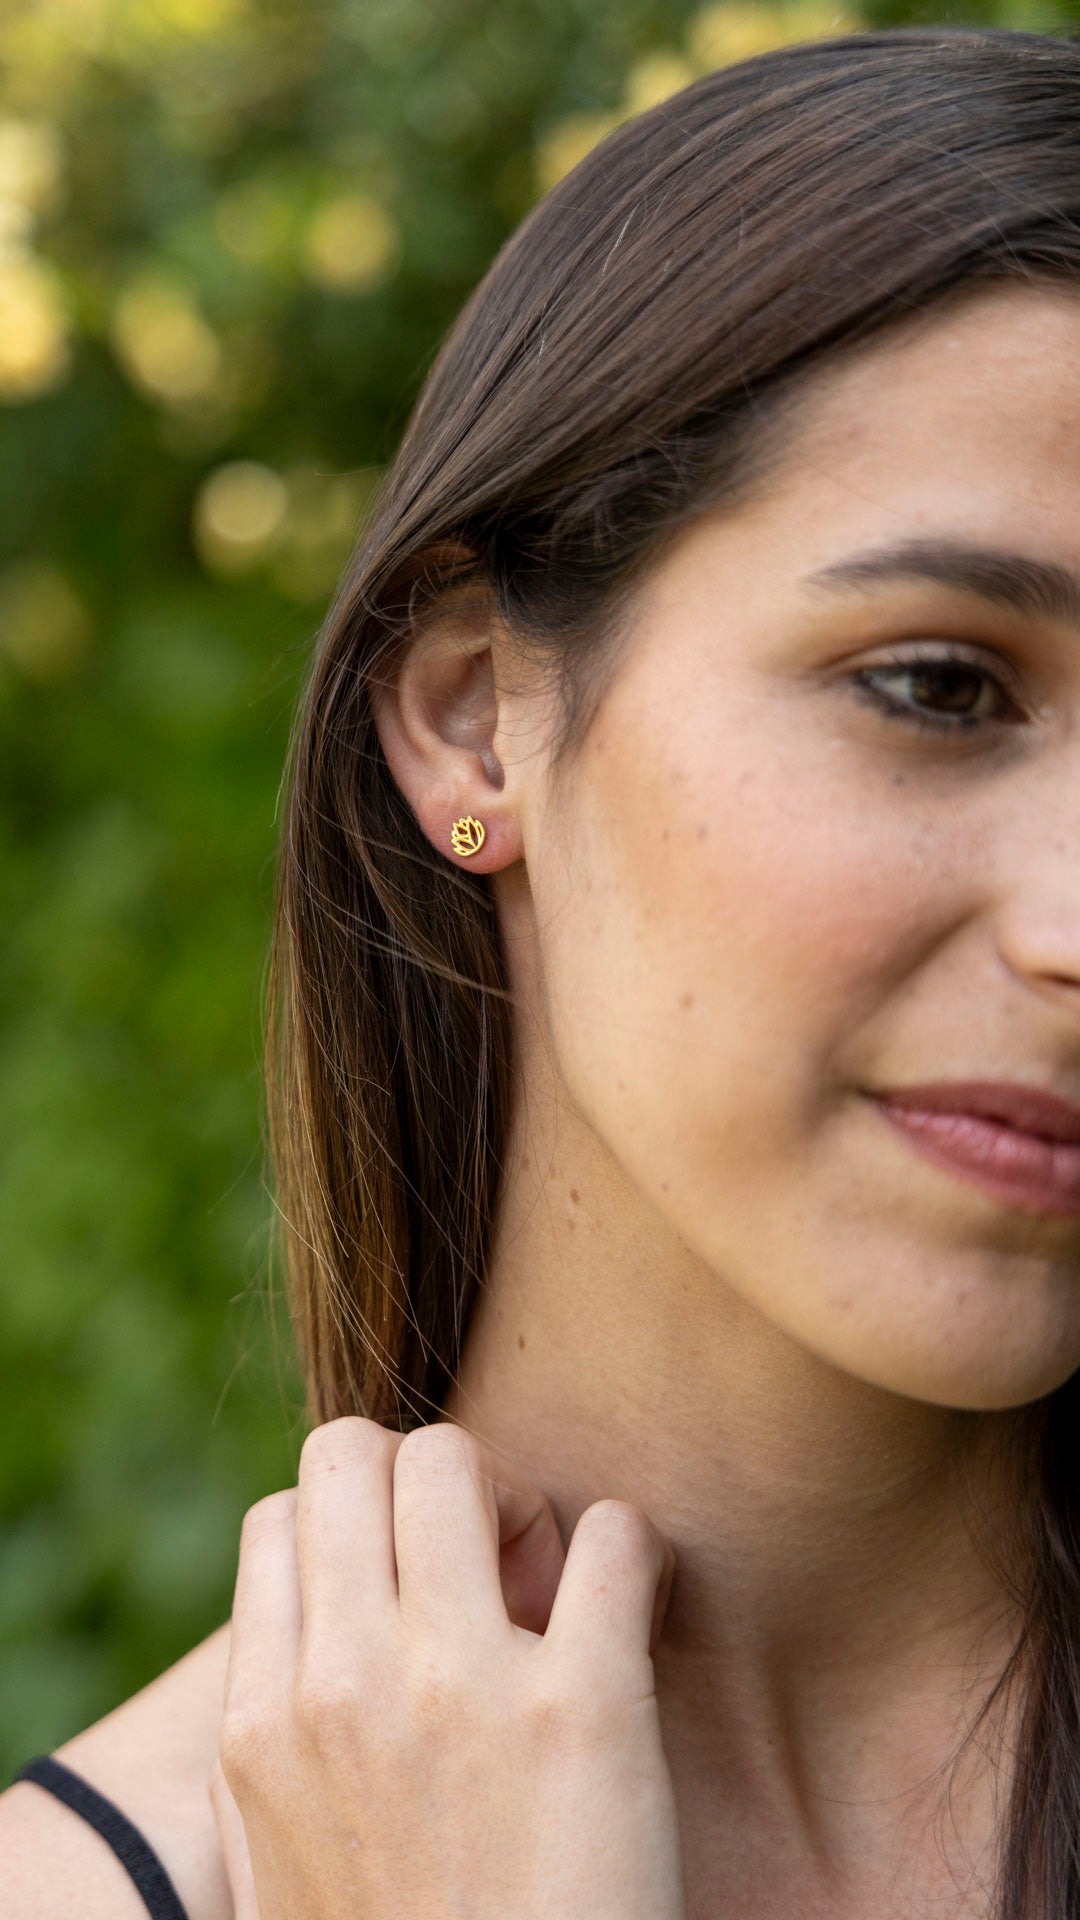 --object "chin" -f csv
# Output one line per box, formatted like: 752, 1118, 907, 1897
839, 1338, 1080, 1413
